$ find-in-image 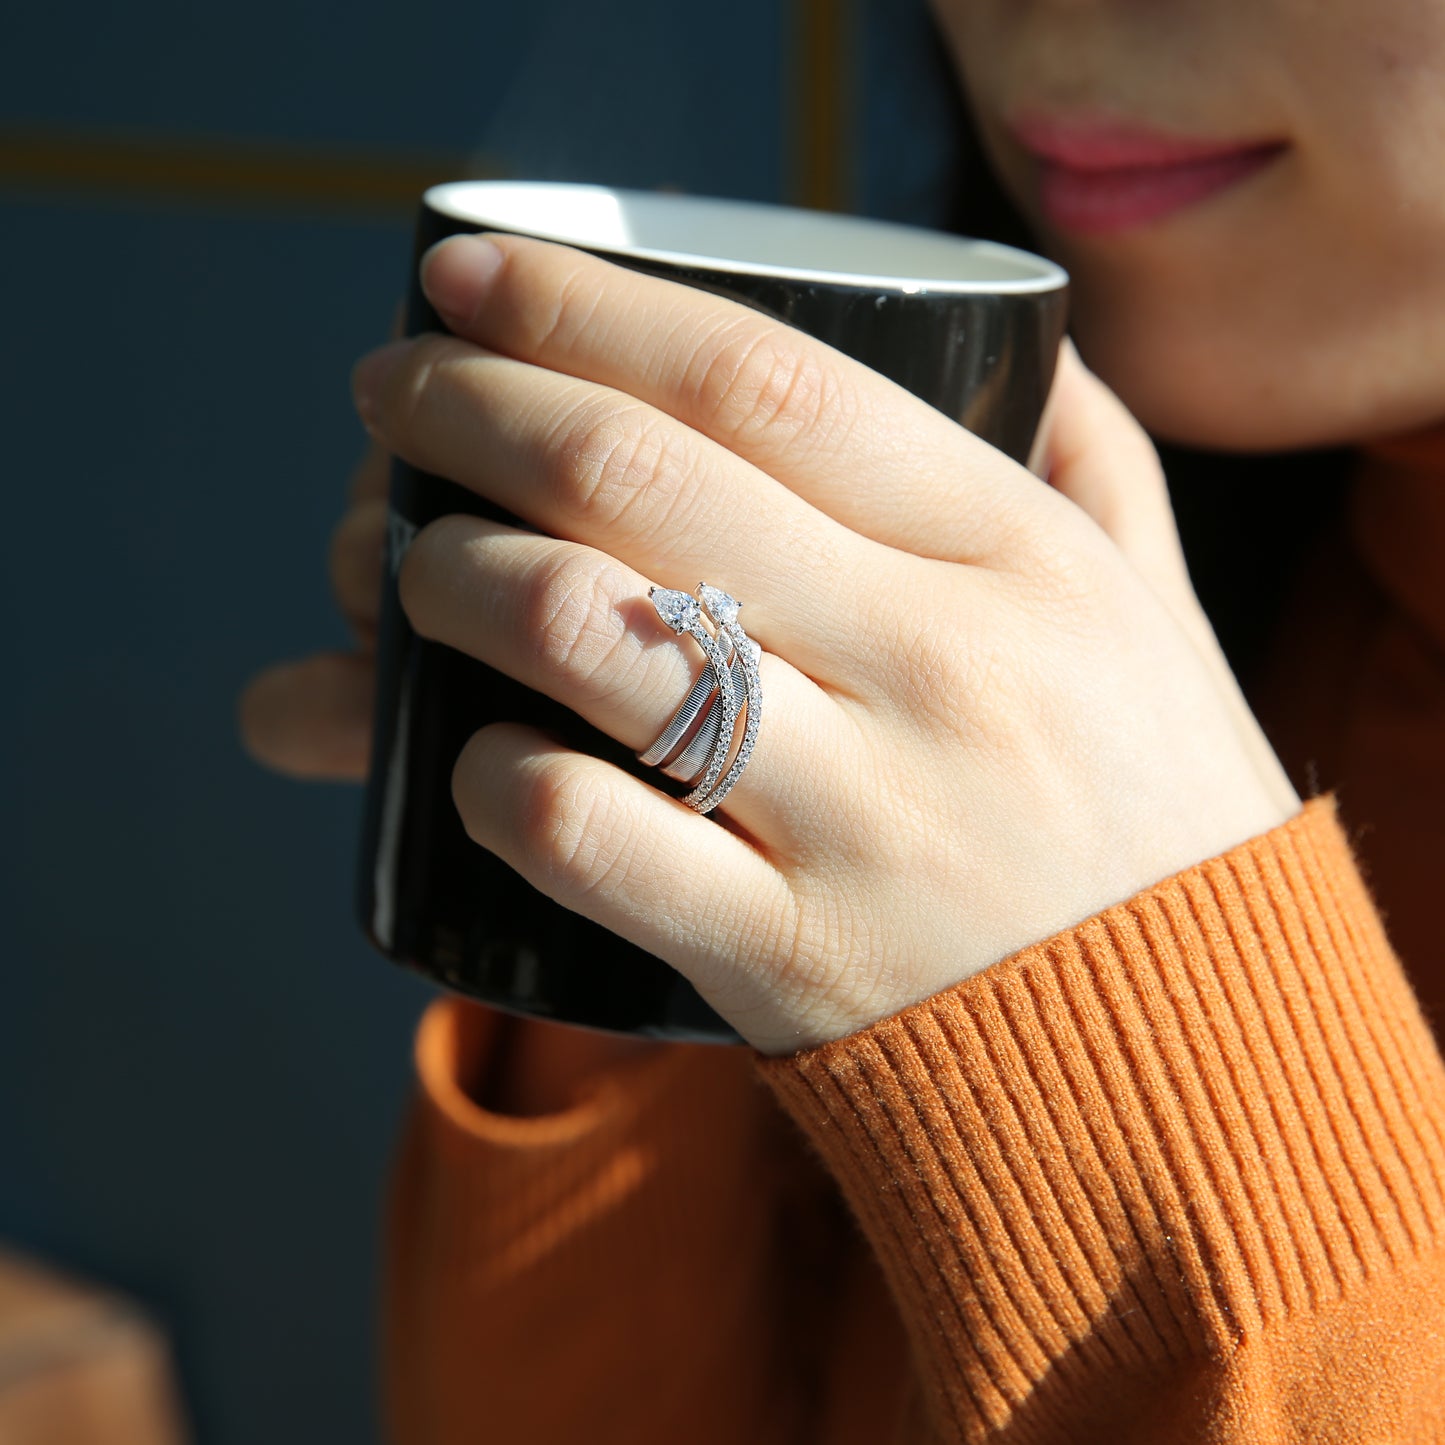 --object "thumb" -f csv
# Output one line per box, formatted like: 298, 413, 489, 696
1039, 338, 1195, 615
1040, 340, 1302, 817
